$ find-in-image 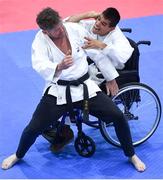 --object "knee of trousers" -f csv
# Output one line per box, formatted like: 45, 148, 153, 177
111, 110, 125, 123
101, 110, 125, 124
